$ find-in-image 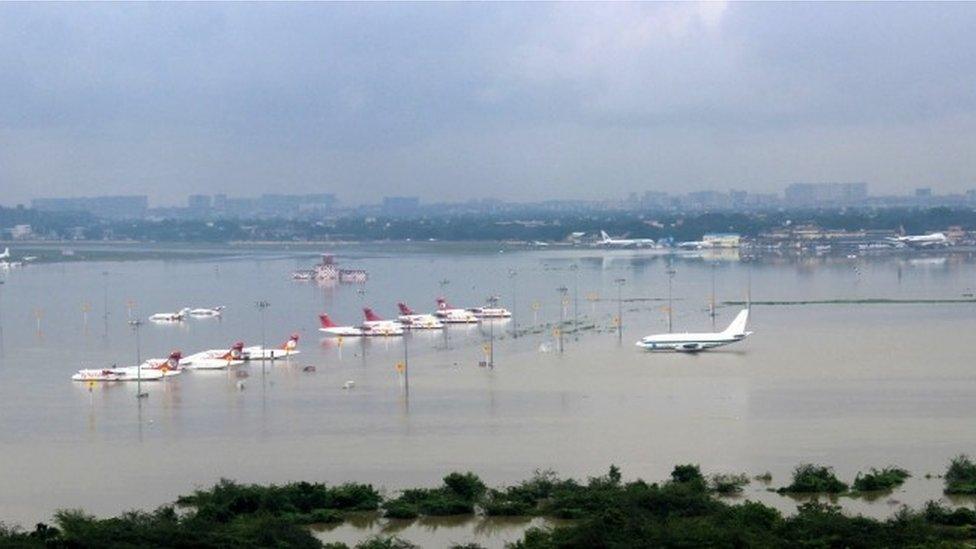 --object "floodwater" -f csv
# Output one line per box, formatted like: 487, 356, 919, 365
1, 243, 975, 546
